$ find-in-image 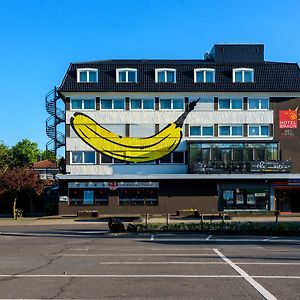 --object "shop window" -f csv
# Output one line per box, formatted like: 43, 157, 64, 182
159, 151, 185, 164
94, 189, 108, 205
69, 189, 83, 205
119, 188, 158, 206
69, 188, 108, 206
222, 188, 269, 210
